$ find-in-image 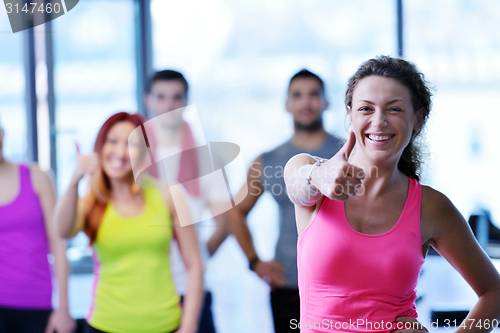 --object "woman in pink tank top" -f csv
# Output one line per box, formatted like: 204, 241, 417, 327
284, 56, 500, 332
0, 120, 75, 332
